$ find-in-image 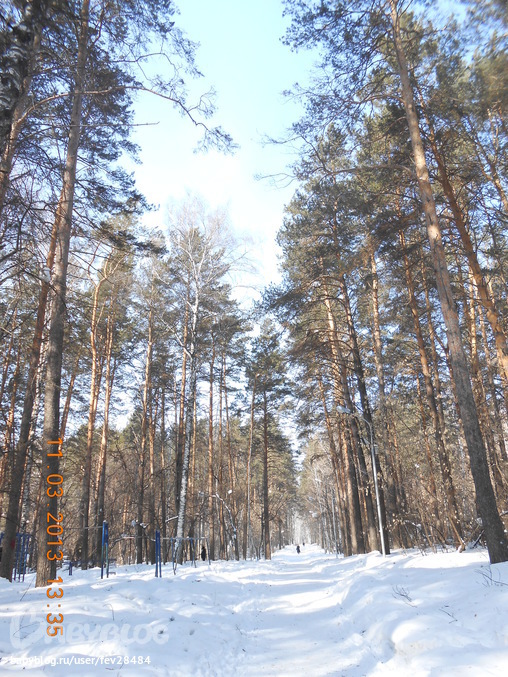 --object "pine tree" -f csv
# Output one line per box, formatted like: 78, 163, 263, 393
283, 0, 508, 564
247, 319, 290, 560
